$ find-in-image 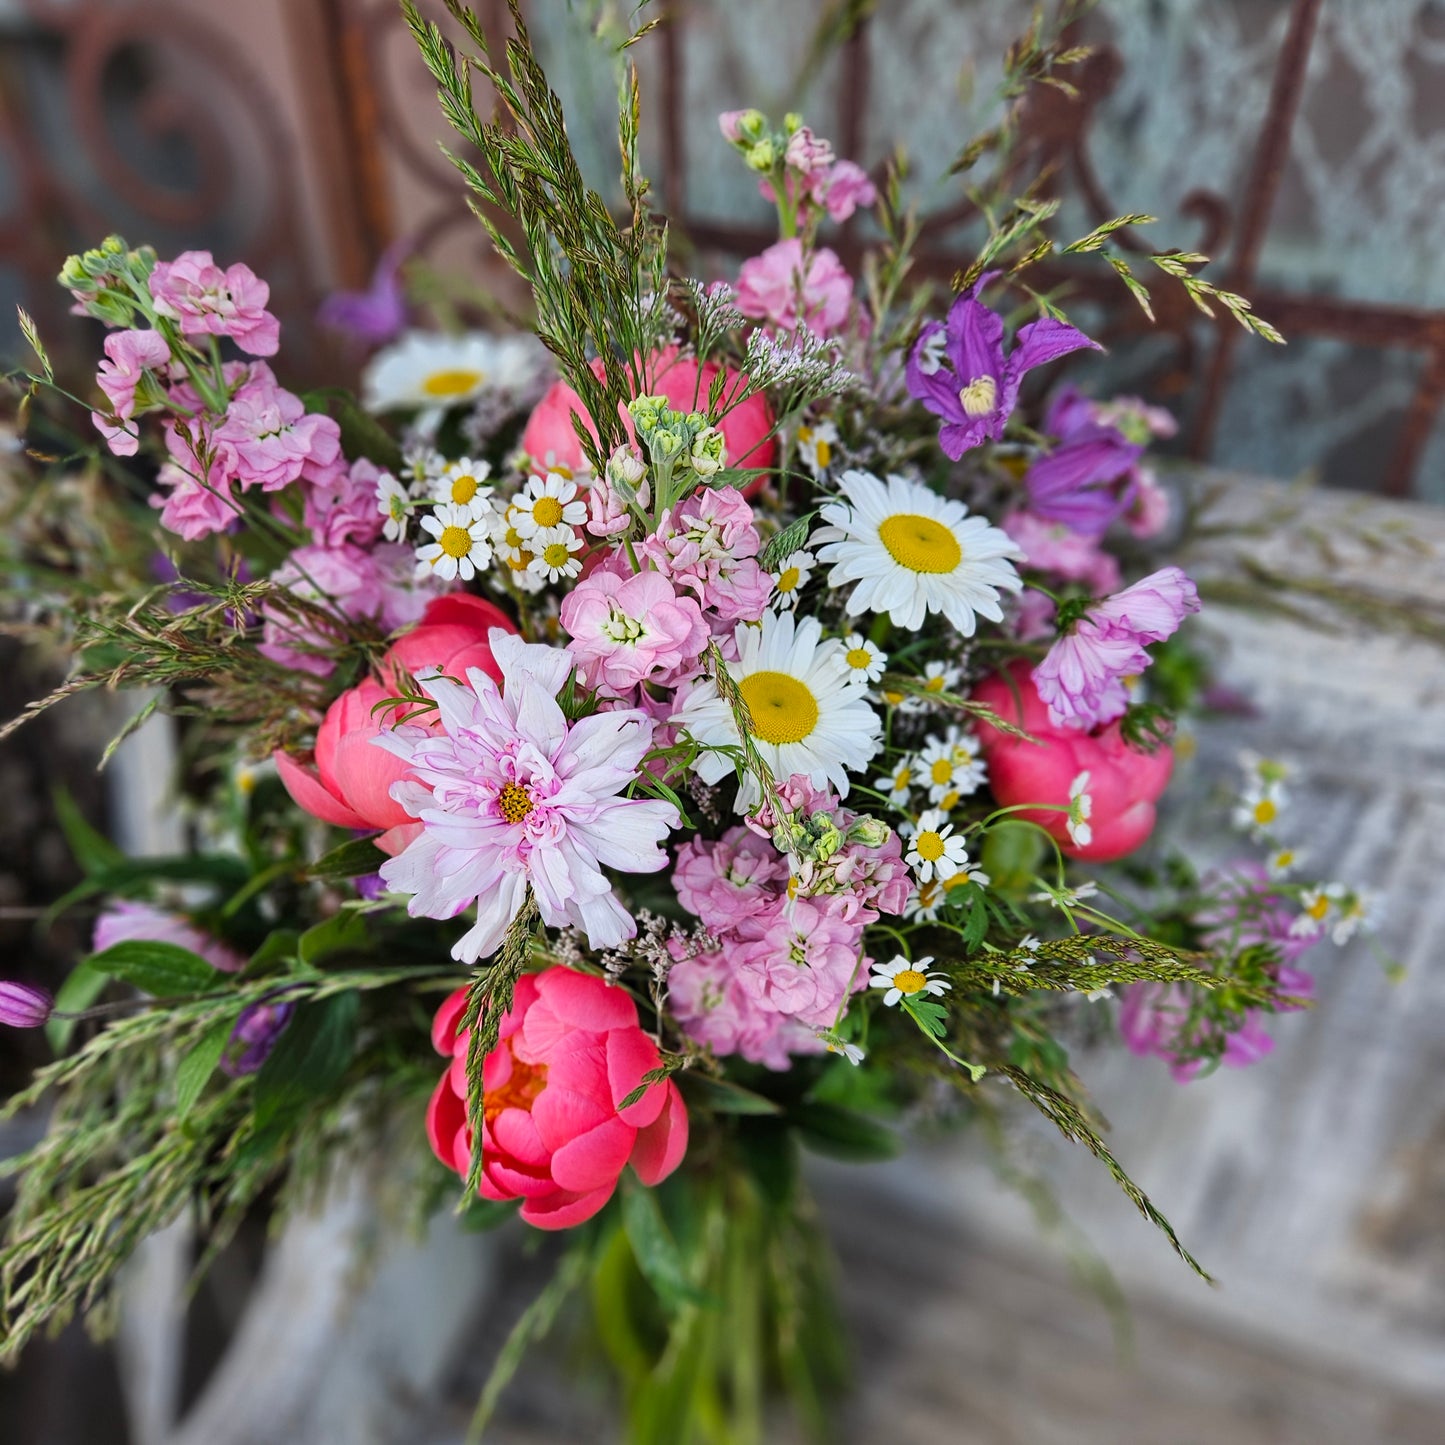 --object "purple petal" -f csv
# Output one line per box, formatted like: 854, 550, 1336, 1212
944, 295, 1007, 388
1009, 316, 1101, 380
